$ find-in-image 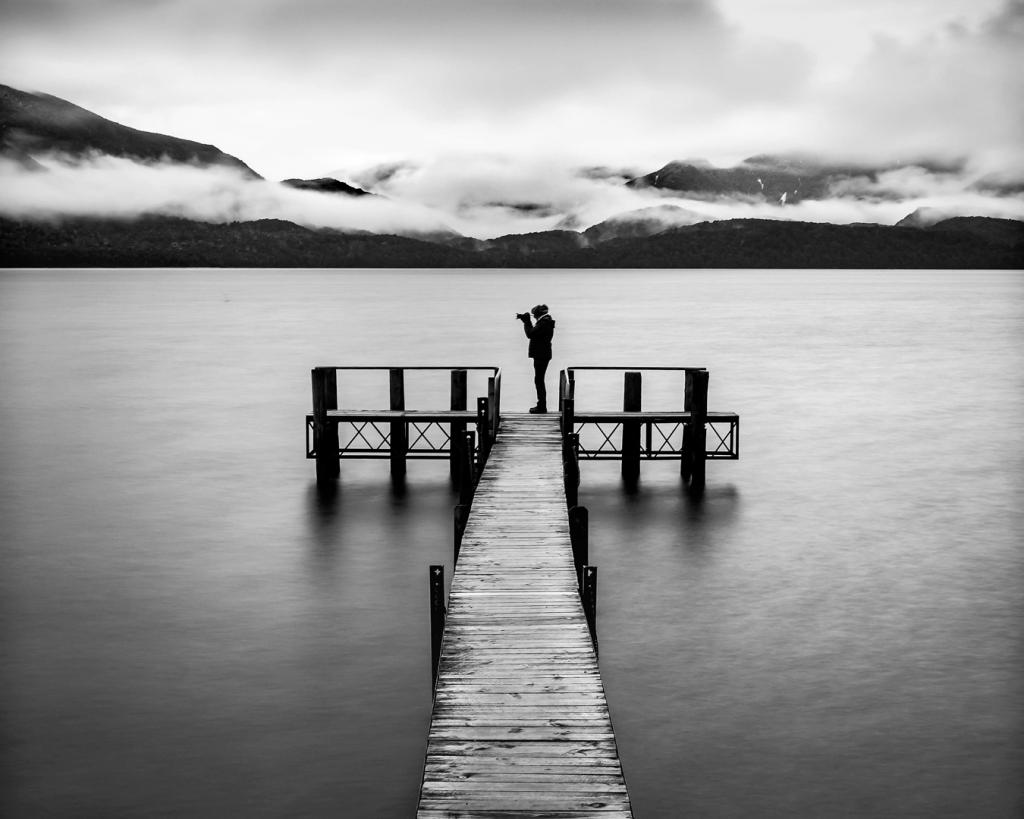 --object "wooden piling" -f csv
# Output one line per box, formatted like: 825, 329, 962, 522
569, 505, 589, 589
460, 431, 476, 506
581, 564, 598, 656
453, 504, 469, 564
561, 395, 575, 437
682, 369, 695, 482
622, 371, 642, 484
390, 368, 407, 477
487, 372, 500, 438
325, 369, 338, 412
689, 369, 709, 496
564, 432, 580, 509
477, 396, 491, 465
450, 369, 467, 481
311, 367, 339, 483
429, 564, 445, 690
